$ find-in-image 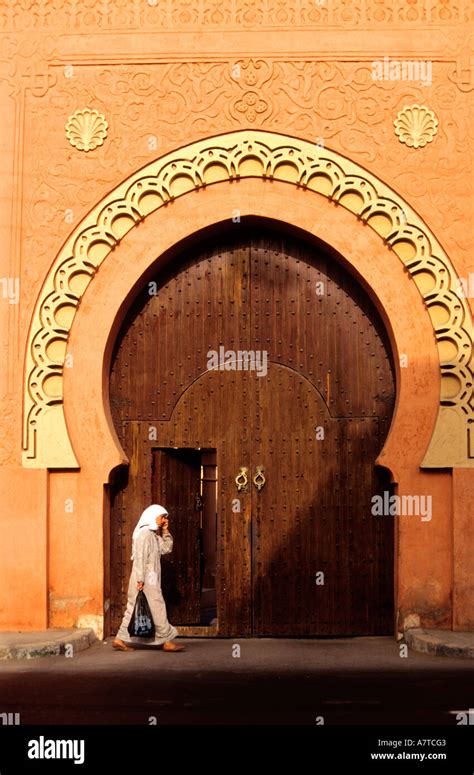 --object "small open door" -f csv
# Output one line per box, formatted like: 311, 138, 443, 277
152, 448, 217, 626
